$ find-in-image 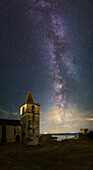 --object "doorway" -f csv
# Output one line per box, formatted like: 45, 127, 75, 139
2, 126, 6, 143
16, 135, 20, 142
